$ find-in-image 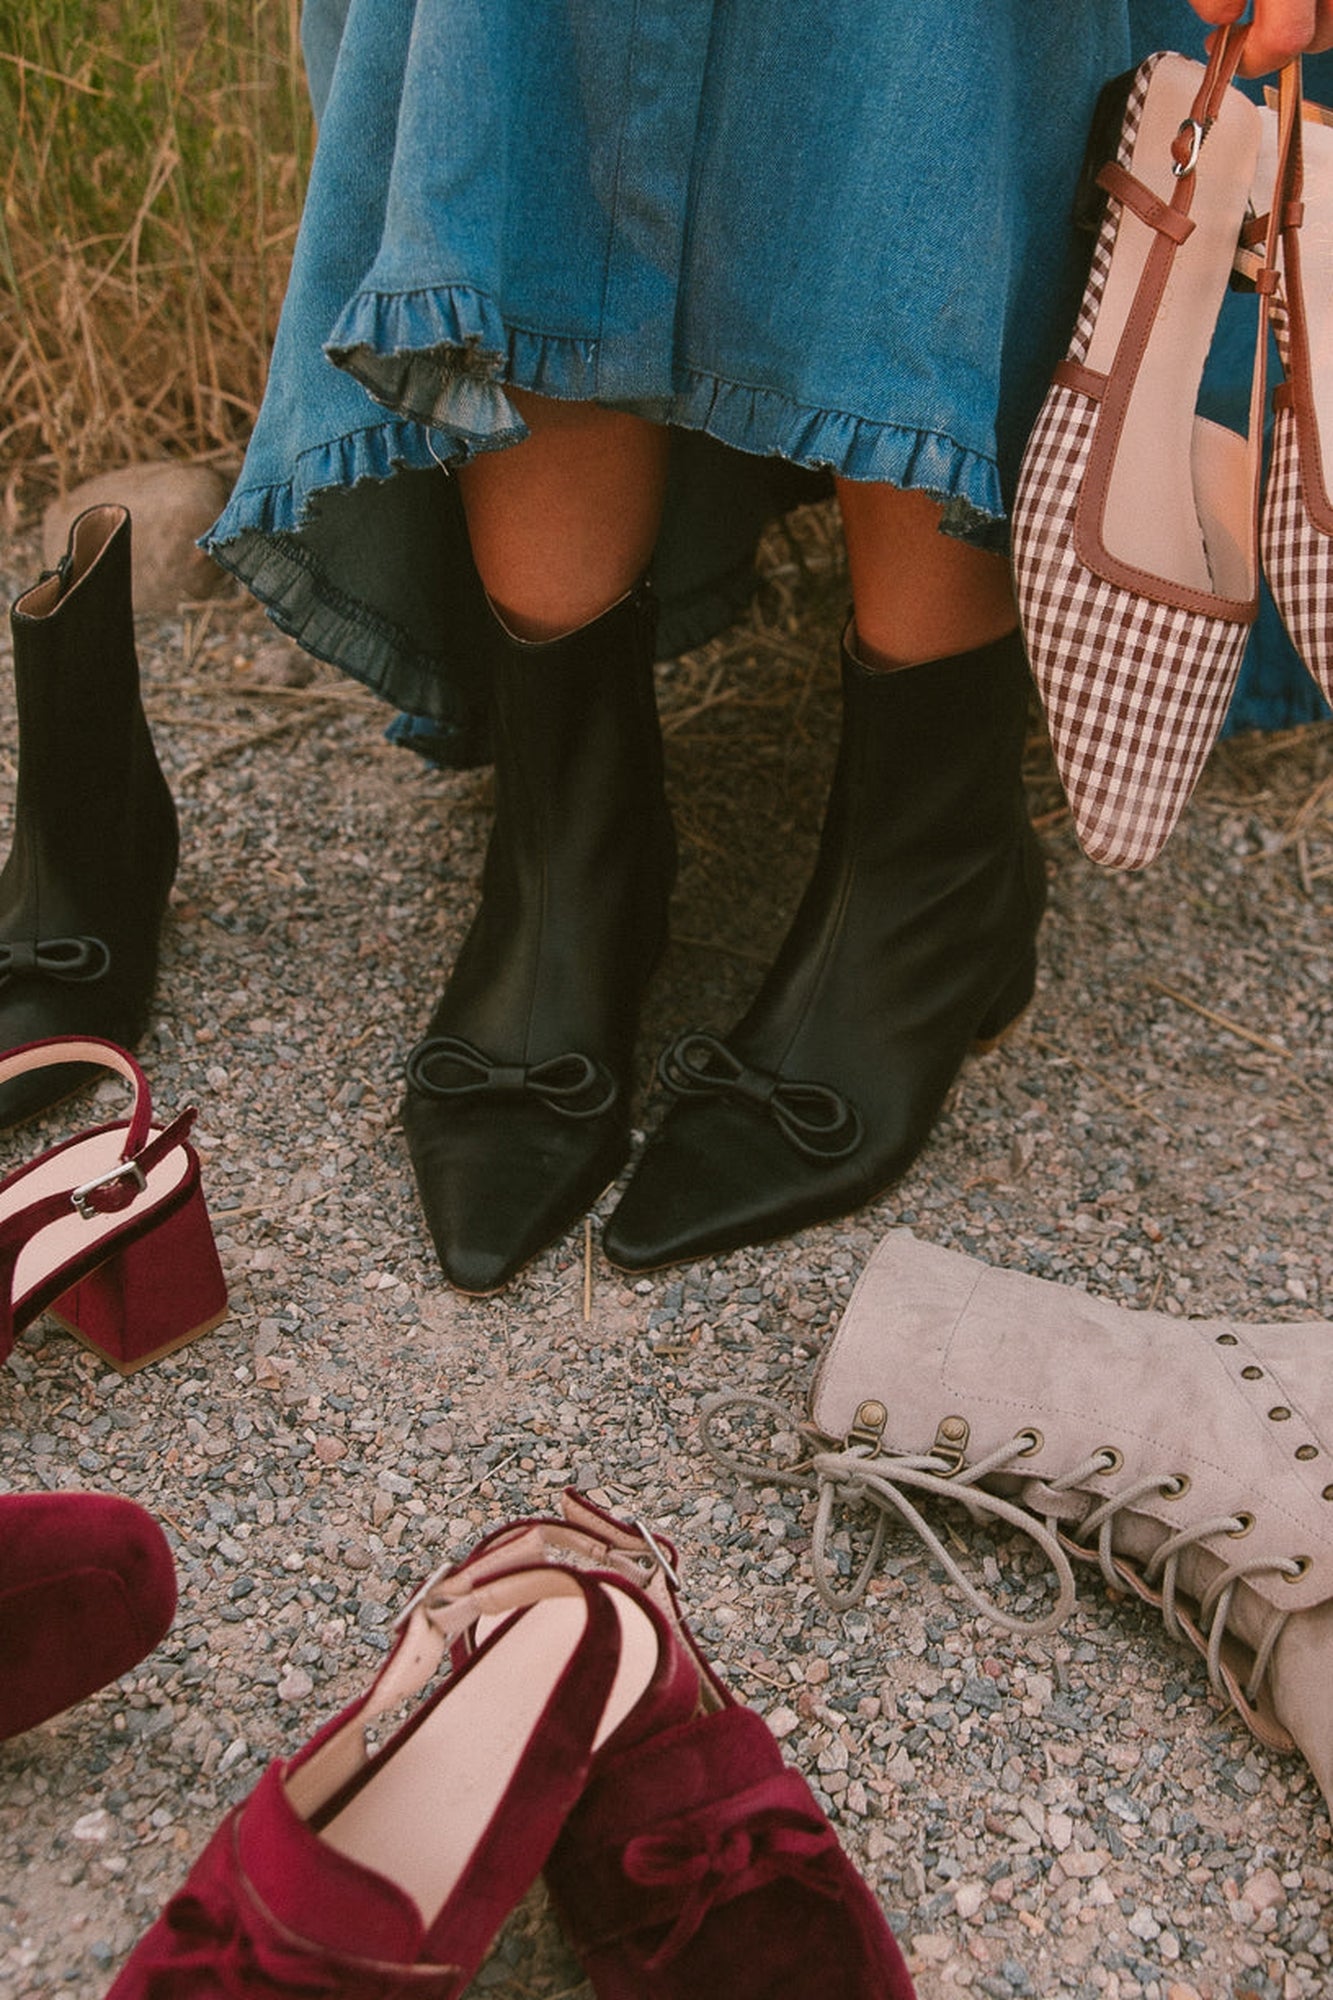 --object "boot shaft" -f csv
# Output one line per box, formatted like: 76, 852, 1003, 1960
821, 628, 1036, 868
6, 506, 175, 887
439, 584, 674, 1062
483, 582, 668, 891
741, 629, 1044, 1054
